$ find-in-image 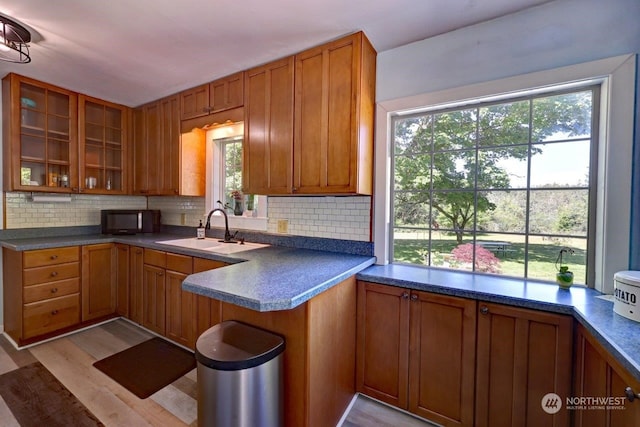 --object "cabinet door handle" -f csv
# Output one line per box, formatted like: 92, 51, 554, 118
401, 292, 409, 299
51, 310, 58, 315
51, 288, 58, 294
292, 187, 298, 192
625, 387, 640, 402
50, 255, 58, 260
410, 293, 418, 302
480, 305, 489, 315
51, 271, 58, 277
